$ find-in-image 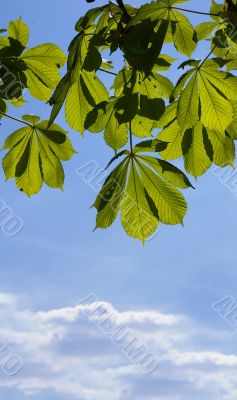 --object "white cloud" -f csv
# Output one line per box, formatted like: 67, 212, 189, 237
0, 292, 17, 305
0, 292, 236, 400
36, 300, 184, 326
